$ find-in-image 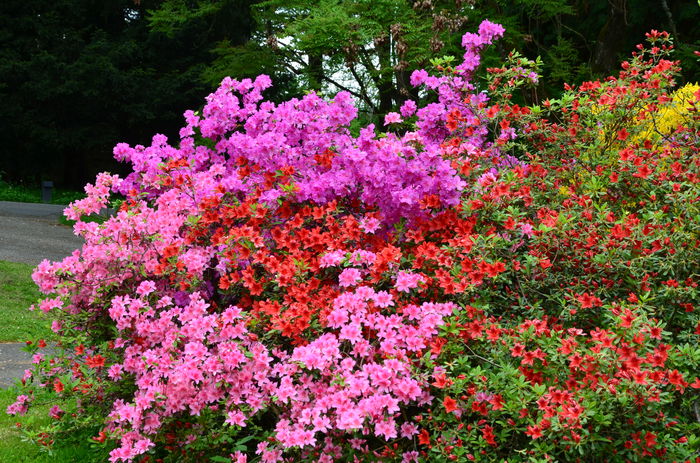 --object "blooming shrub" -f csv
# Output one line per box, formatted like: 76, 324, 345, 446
10, 24, 700, 463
